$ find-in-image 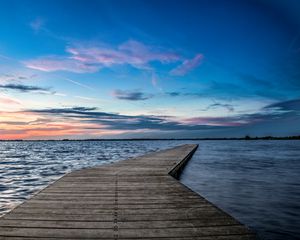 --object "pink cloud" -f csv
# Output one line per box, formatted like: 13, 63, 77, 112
24, 57, 101, 73
0, 96, 21, 105
0, 110, 127, 140
118, 40, 180, 64
170, 54, 204, 76
184, 116, 245, 127
24, 40, 181, 73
